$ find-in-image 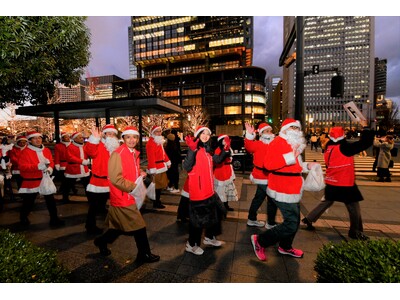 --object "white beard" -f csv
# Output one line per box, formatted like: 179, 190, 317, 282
103, 137, 120, 154
153, 135, 165, 145
285, 130, 307, 153
260, 133, 275, 144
